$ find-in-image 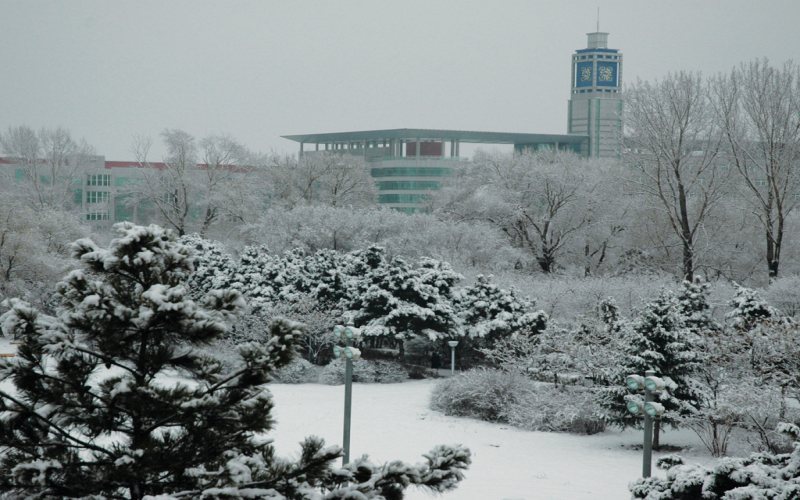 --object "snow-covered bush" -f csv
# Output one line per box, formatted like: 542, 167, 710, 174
272, 357, 322, 384
765, 275, 800, 318
430, 368, 534, 423
319, 358, 408, 385
504, 385, 606, 435
629, 423, 800, 499
431, 368, 605, 434
0, 223, 470, 498
481, 321, 621, 386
